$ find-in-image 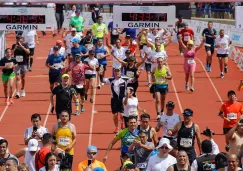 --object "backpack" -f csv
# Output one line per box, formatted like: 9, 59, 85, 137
215, 152, 228, 170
